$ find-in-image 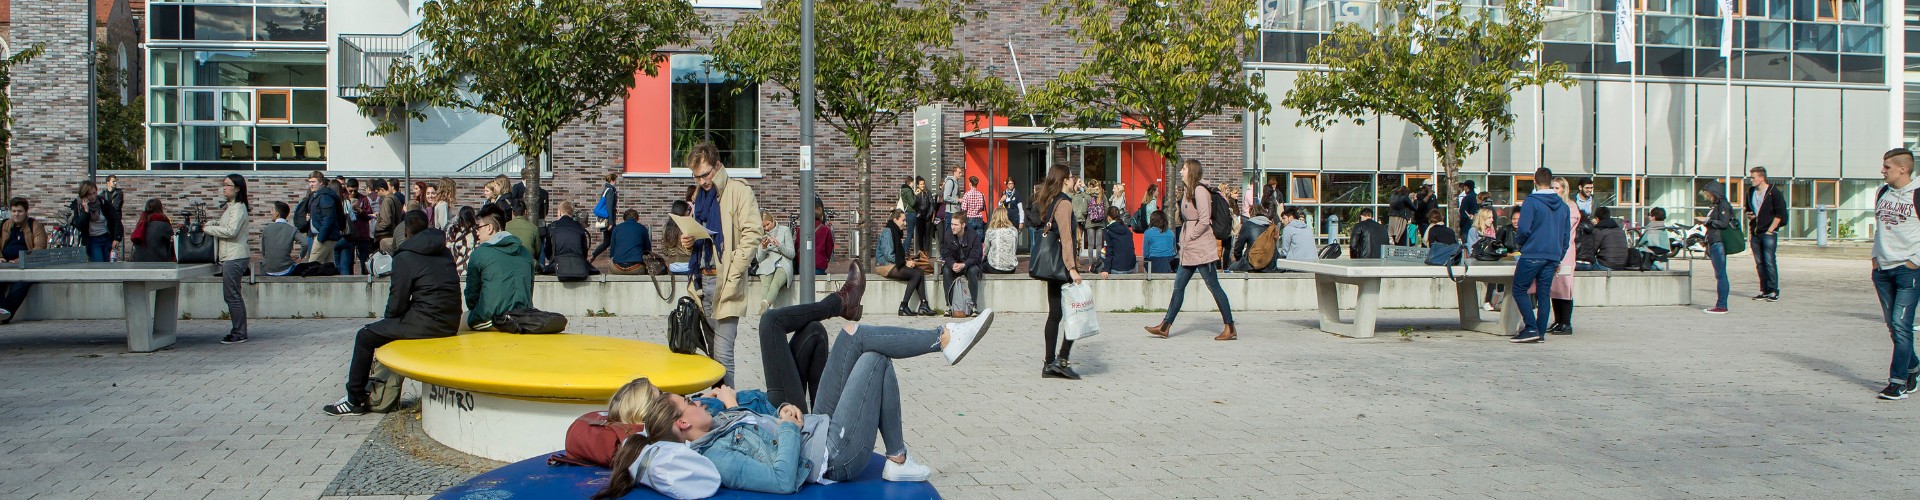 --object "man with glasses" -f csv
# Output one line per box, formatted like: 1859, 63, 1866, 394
687, 142, 763, 387
463, 204, 536, 331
